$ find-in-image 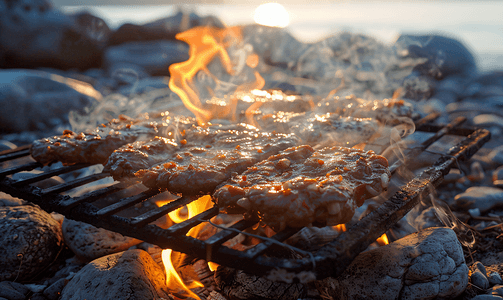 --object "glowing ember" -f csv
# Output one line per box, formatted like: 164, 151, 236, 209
333, 224, 347, 232
377, 233, 389, 246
